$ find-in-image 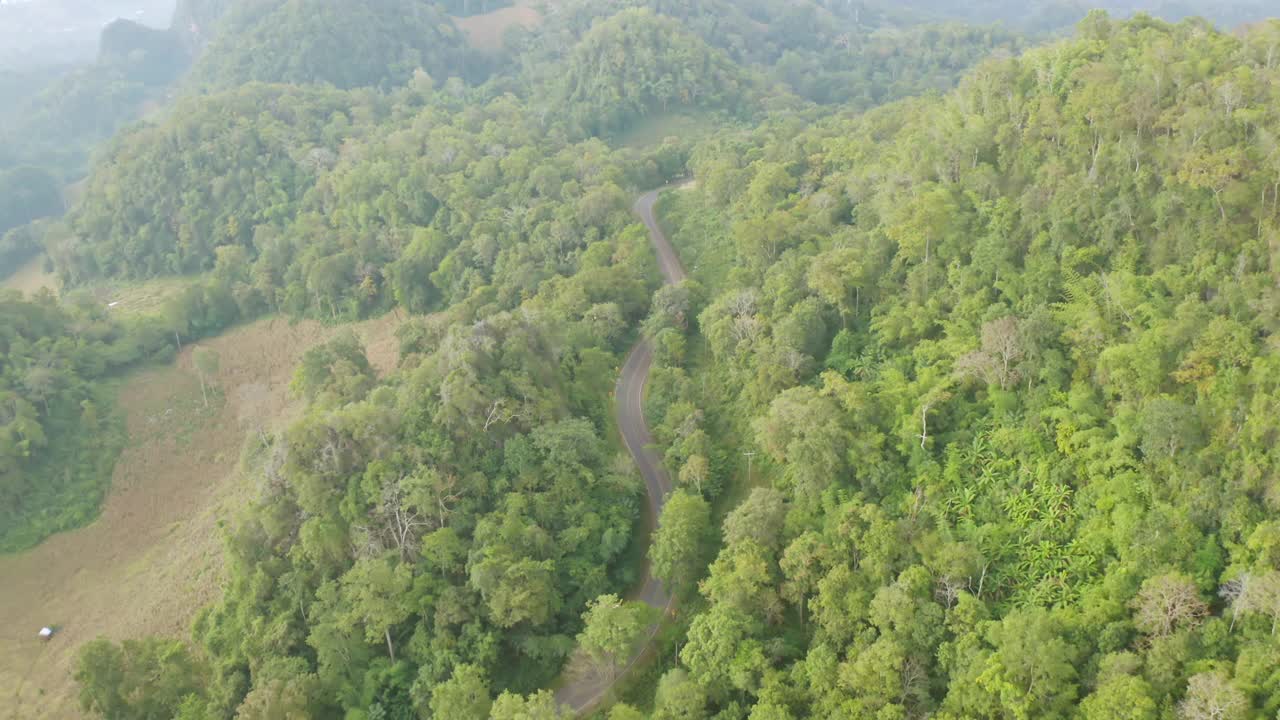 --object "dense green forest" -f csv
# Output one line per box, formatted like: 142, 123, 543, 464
0, 289, 172, 551
642, 12, 1280, 720
187, 0, 483, 90
5, 0, 1280, 718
